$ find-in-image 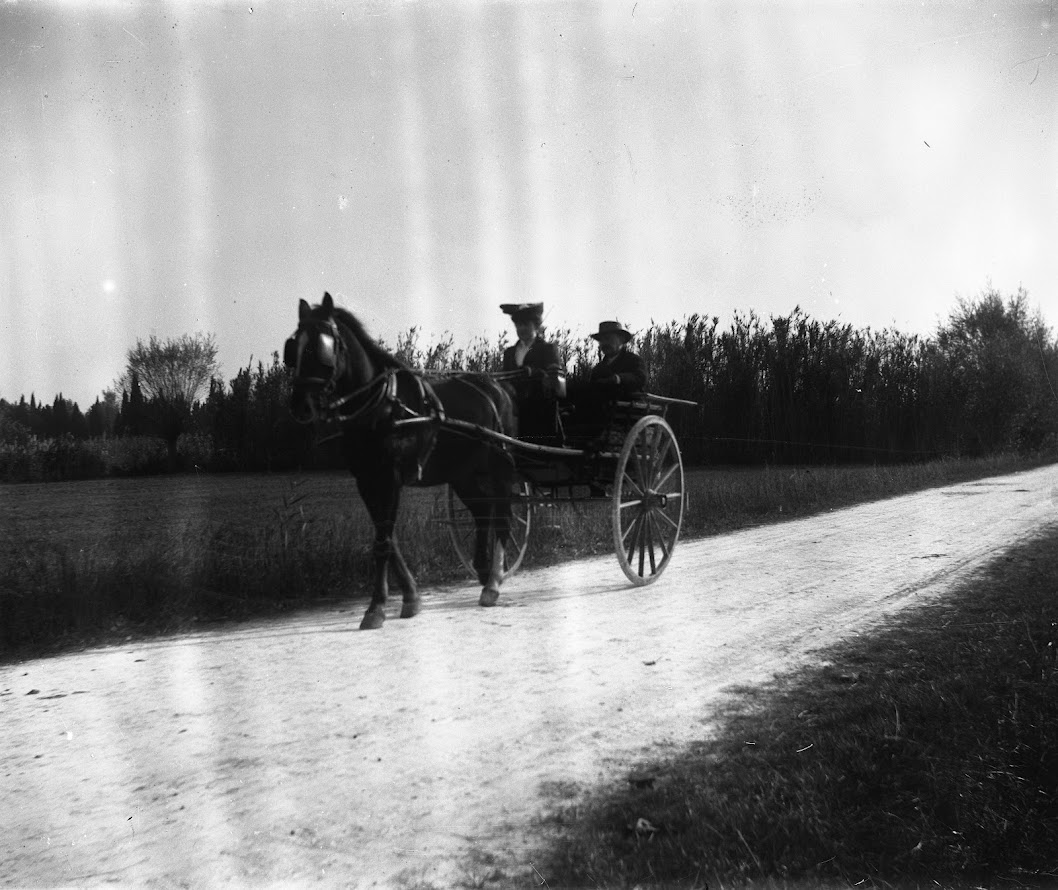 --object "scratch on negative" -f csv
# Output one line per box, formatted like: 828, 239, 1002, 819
530, 862, 551, 889
123, 27, 146, 47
